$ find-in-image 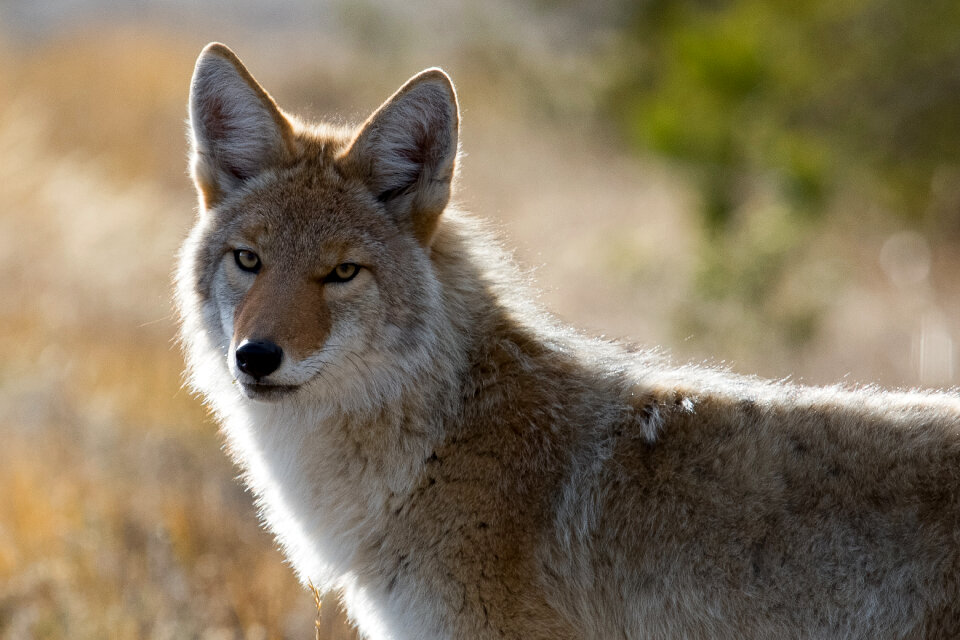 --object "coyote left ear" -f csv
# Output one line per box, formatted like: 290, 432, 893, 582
344, 68, 459, 245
